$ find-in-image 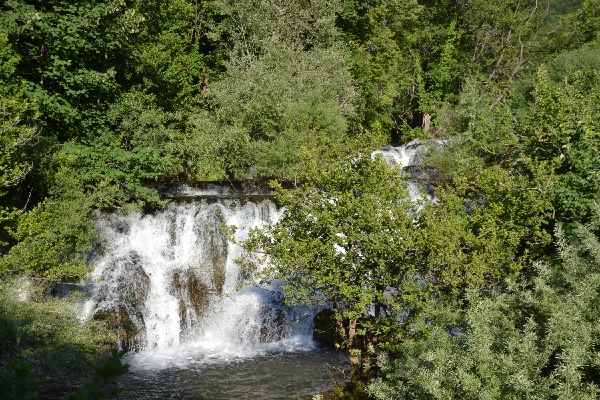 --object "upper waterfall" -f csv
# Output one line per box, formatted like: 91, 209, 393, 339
371, 139, 427, 168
